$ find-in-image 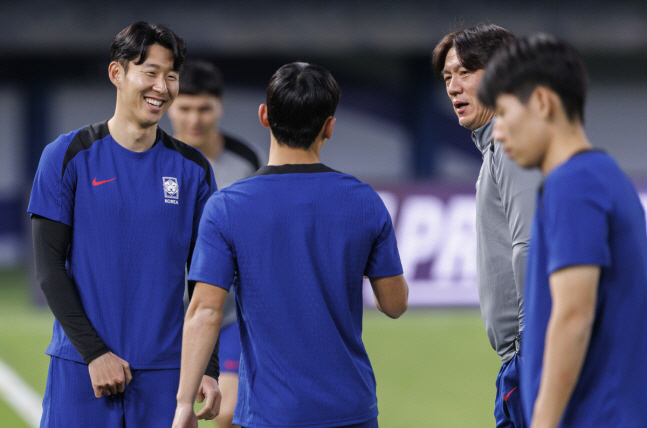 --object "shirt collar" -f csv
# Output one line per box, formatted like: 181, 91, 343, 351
471, 119, 494, 156
252, 163, 339, 176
